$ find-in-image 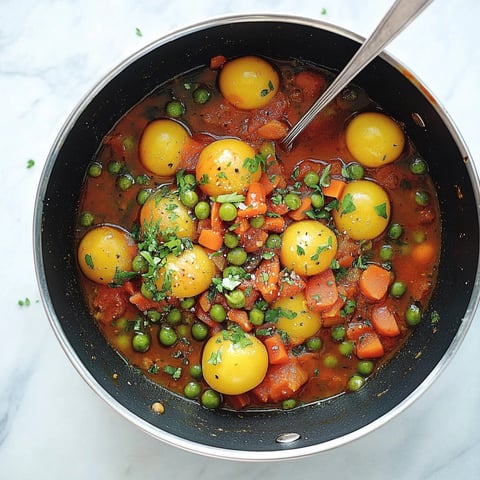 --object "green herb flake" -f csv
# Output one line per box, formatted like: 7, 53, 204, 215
26, 159, 35, 169
296, 245, 306, 256
214, 193, 246, 204
340, 193, 356, 216
374, 202, 388, 219
207, 350, 222, 365
265, 307, 297, 323
84, 253, 94, 270
135, 27, 143, 37
18, 297, 31, 307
